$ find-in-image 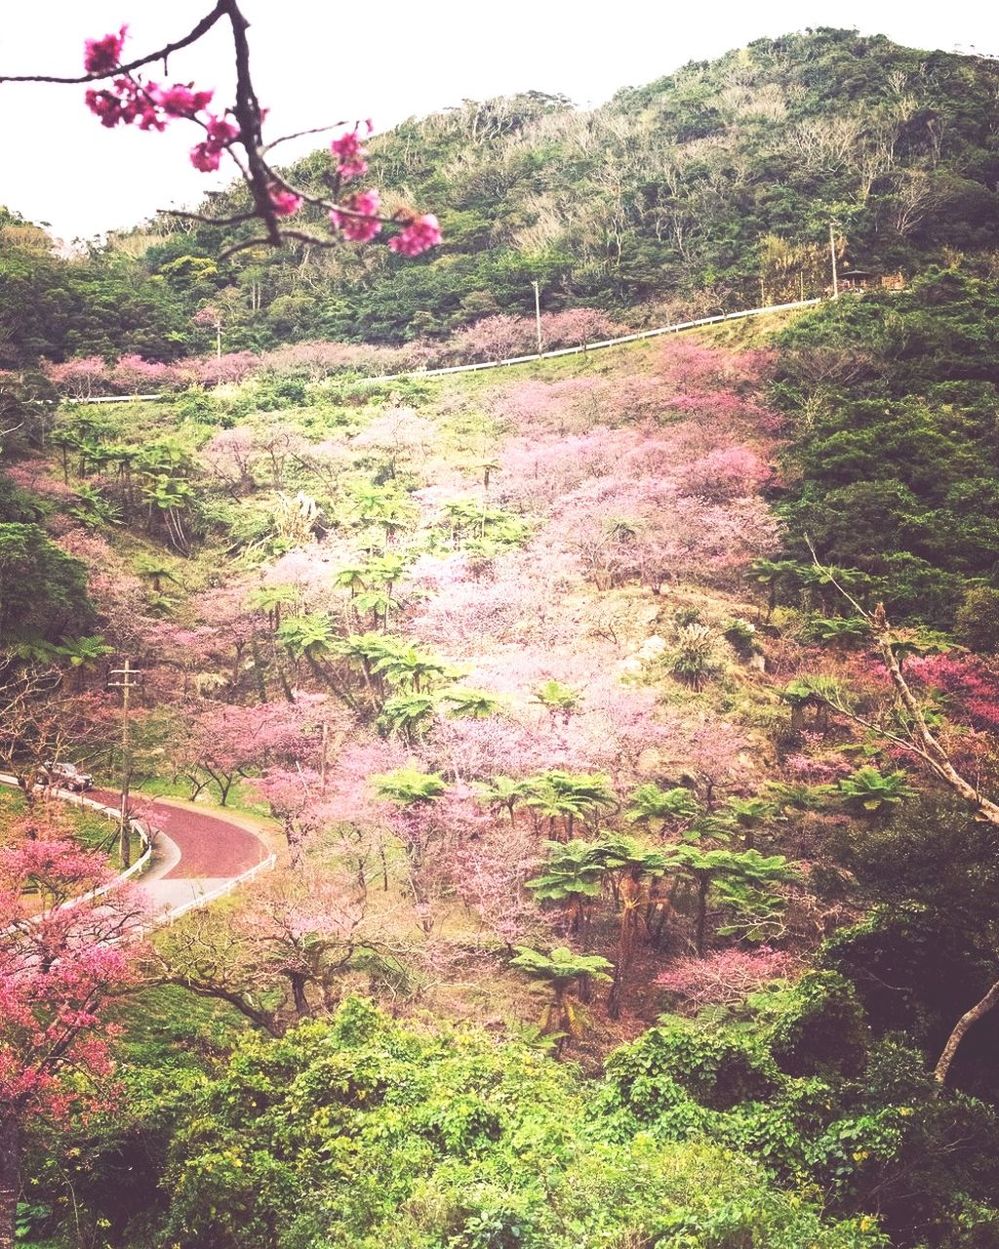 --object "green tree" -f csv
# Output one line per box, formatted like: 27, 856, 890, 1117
524, 770, 618, 840
525, 840, 606, 940
372, 768, 446, 804
0, 523, 94, 645
511, 946, 613, 1054
837, 766, 916, 818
